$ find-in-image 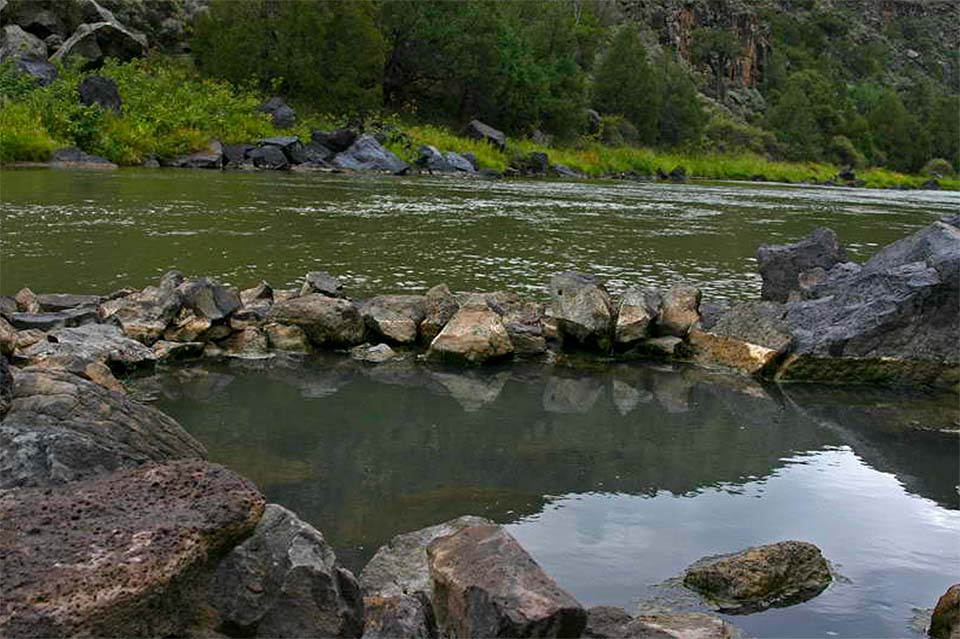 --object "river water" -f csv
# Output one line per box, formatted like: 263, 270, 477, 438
2, 169, 959, 637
